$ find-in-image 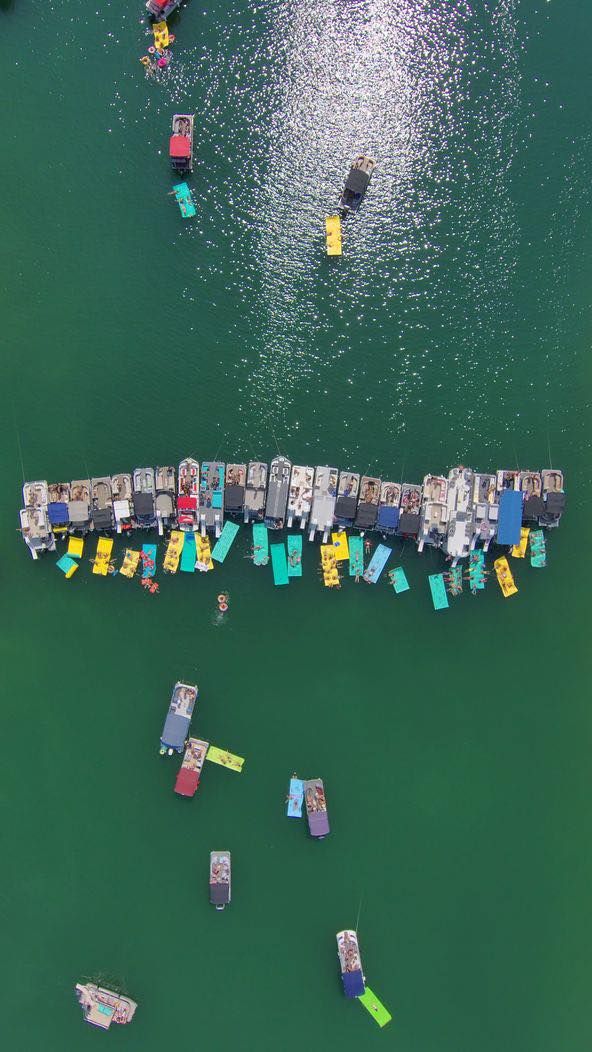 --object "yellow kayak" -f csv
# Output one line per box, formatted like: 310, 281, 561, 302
494, 556, 518, 598
163, 530, 184, 573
